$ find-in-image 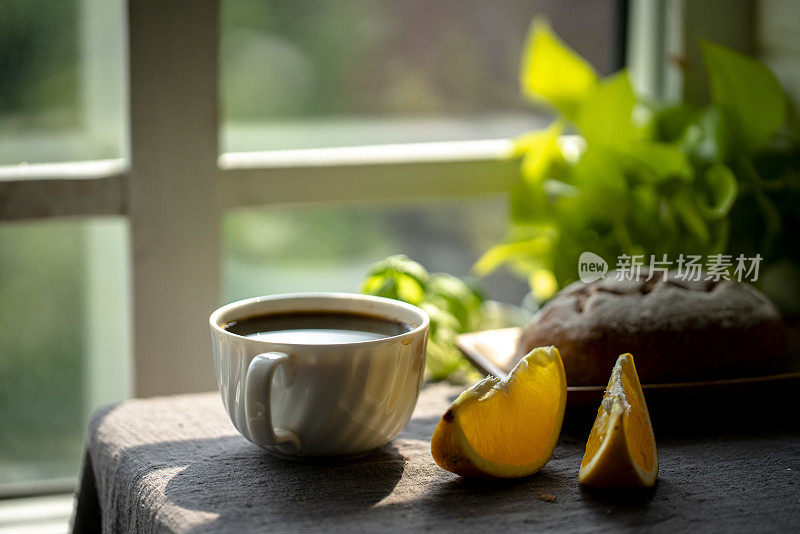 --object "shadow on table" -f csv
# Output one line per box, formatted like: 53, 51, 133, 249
563, 399, 800, 440
140, 434, 407, 530
424, 468, 564, 511
579, 484, 659, 508
429, 469, 560, 497
405, 462, 661, 530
